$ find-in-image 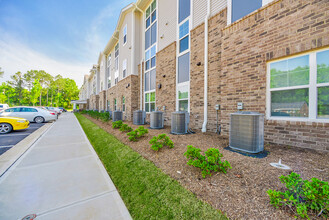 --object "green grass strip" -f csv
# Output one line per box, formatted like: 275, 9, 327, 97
75, 113, 227, 220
